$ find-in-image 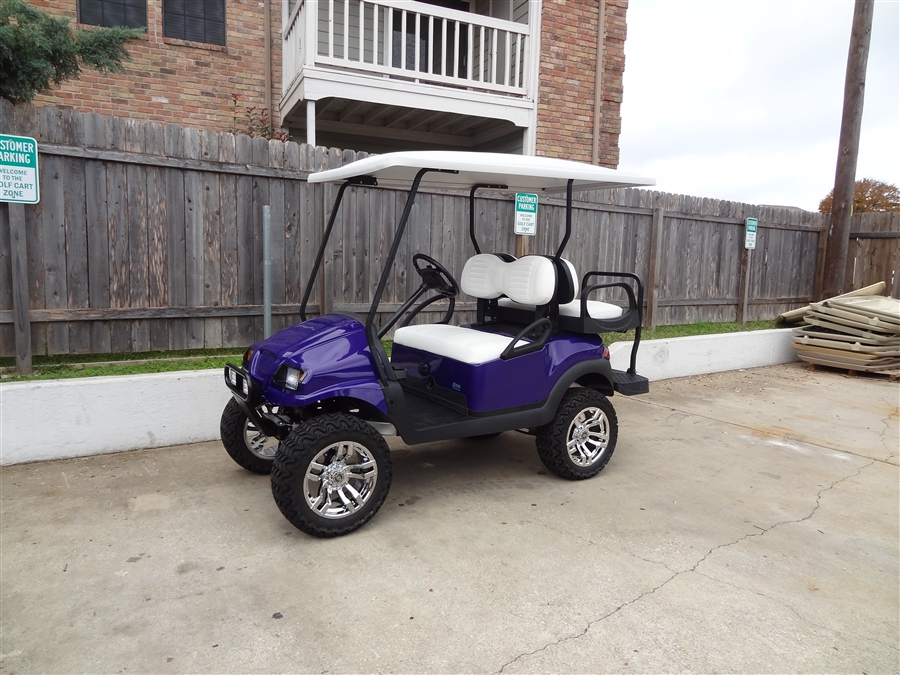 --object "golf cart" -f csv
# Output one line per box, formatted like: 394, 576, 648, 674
221, 151, 655, 537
